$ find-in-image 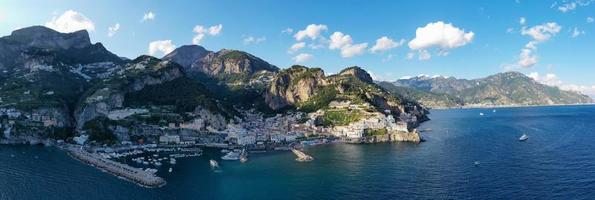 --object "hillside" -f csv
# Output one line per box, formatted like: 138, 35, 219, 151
390, 72, 593, 108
